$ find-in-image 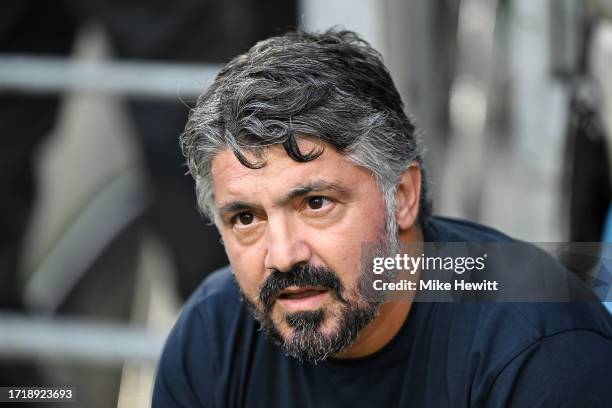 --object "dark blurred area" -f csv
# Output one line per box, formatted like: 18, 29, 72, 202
1, 0, 612, 406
